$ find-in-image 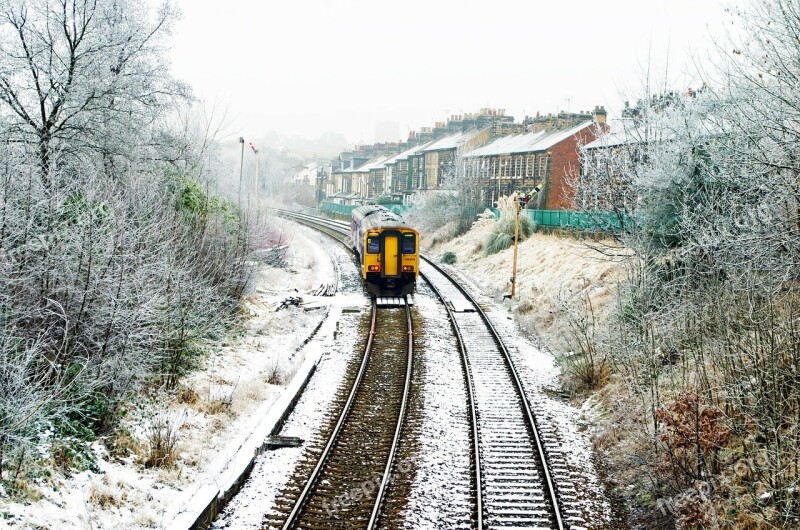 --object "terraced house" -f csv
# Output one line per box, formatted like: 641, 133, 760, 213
323, 107, 607, 209
462, 108, 606, 209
